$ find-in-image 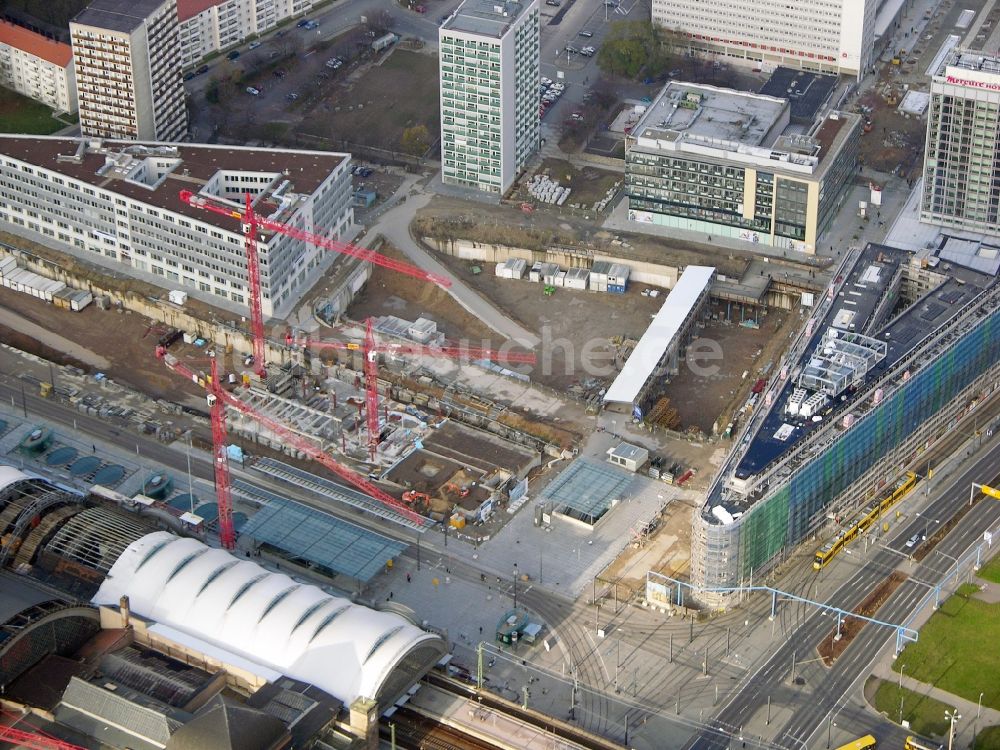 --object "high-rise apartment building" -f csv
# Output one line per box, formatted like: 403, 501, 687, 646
921, 50, 1000, 234
0, 21, 77, 114
71, 0, 188, 141
439, 0, 540, 195
651, 0, 876, 79
177, 0, 314, 69
0, 136, 354, 318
